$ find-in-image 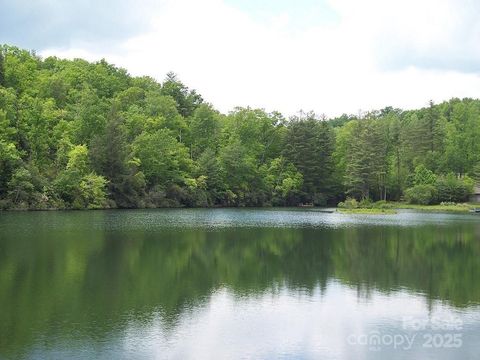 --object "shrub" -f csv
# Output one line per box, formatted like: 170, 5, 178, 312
435, 174, 473, 203
313, 193, 327, 207
373, 200, 393, 209
404, 184, 436, 205
359, 198, 373, 208
145, 185, 169, 208
79, 173, 108, 209
413, 165, 437, 186
440, 201, 456, 206
338, 197, 358, 209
